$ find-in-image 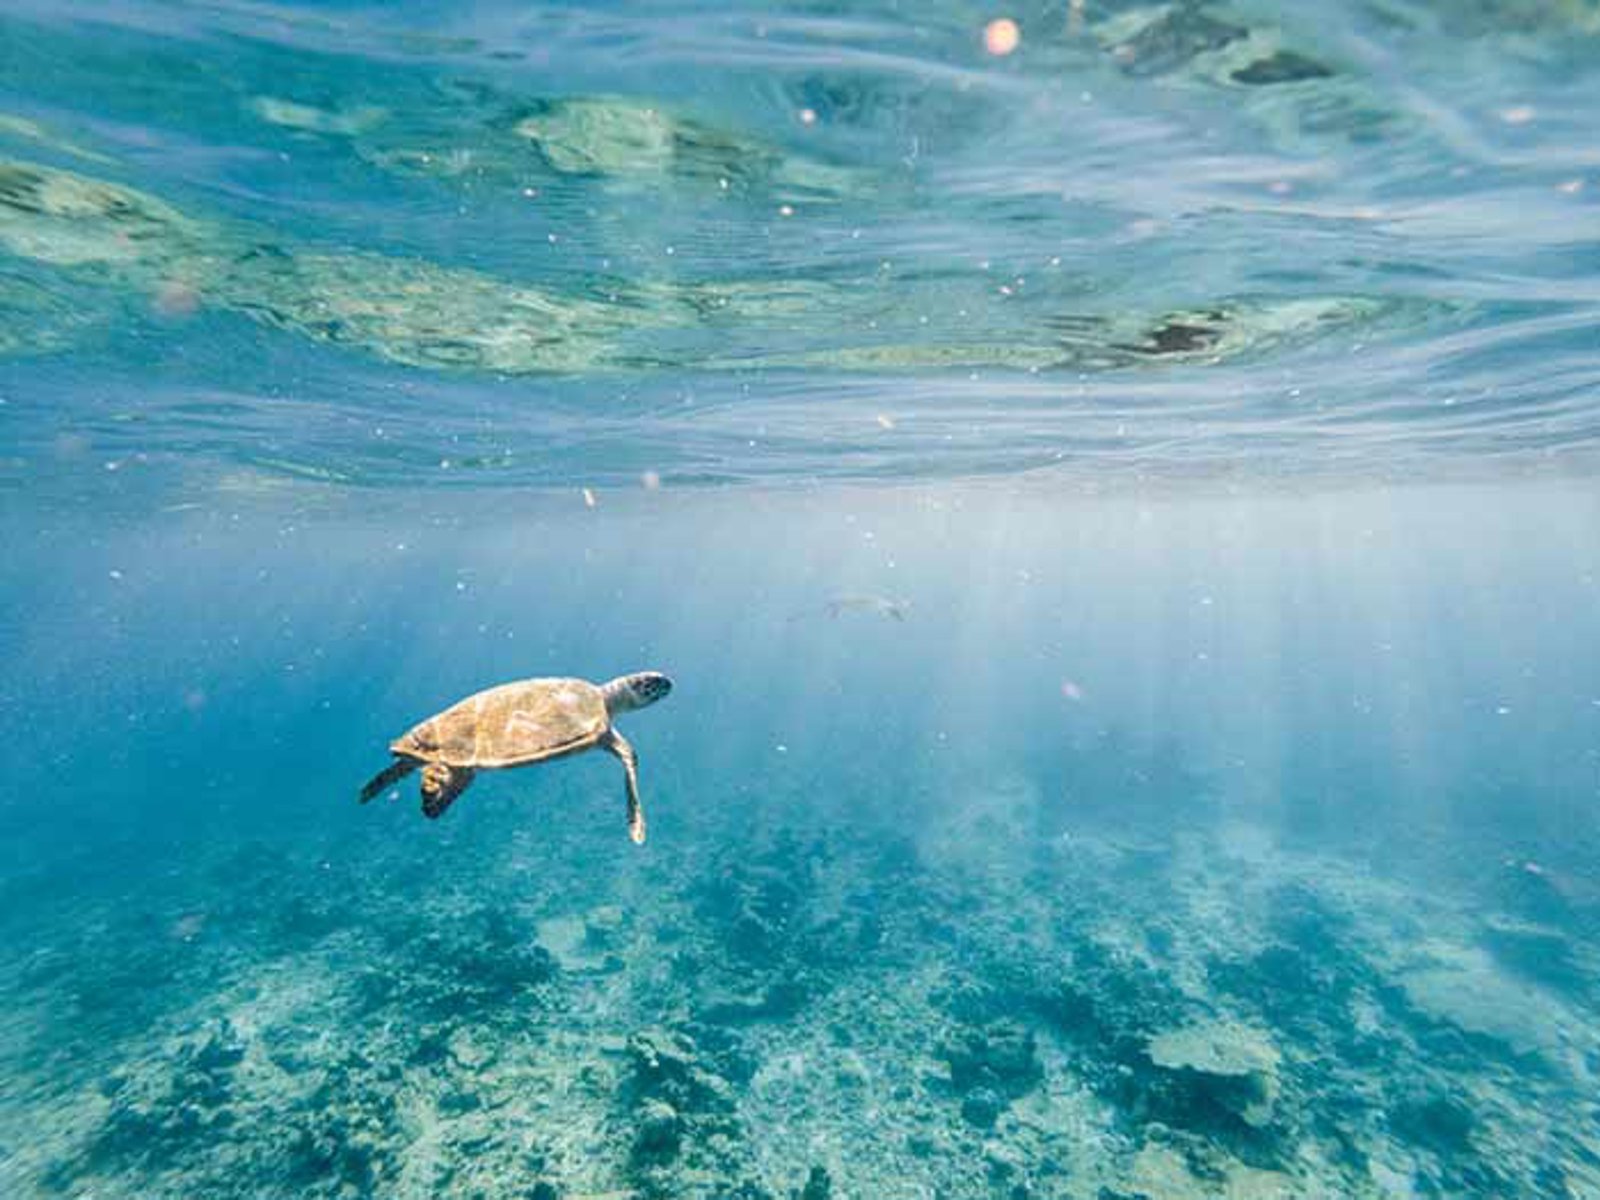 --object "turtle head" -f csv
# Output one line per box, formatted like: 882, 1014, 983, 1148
601, 671, 673, 716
